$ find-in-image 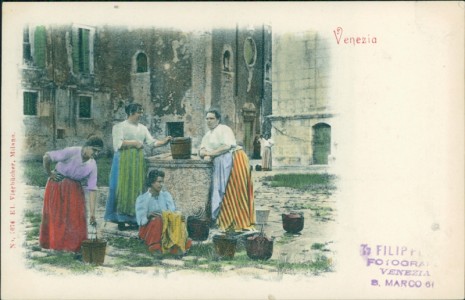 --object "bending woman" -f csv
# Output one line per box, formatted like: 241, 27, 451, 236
39, 135, 104, 252
199, 109, 255, 231
104, 103, 171, 230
